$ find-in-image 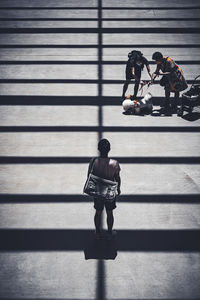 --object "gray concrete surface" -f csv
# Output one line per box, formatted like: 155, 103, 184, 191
103, 33, 200, 45
0, 20, 98, 28
0, 64, 197, 80
103, 0, 200, 8
0, 10, 98, 19
0, 83, 98, 95
103, 20, 200, 28
1, 164, 199, 194
0, 33, 98, 44
103, 9, 200, 19
103, 47, 200, 61
0, 48, 98, 61
0, 1, 200, 299
0, 0, 97, 7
